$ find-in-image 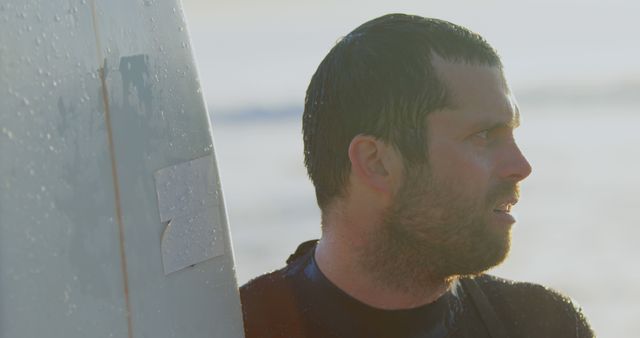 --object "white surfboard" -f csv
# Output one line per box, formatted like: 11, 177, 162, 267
0, 1, 245, 337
